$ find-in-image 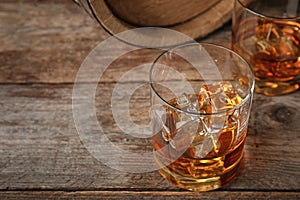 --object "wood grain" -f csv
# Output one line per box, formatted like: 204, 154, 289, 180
0, 0, 231, 84
105, 0, 220, 26
0, 0, 108, 83
1, 191, 299, 200
0, 0, 299, 199
0, 84, 299, 191
89, 0, 234, 39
